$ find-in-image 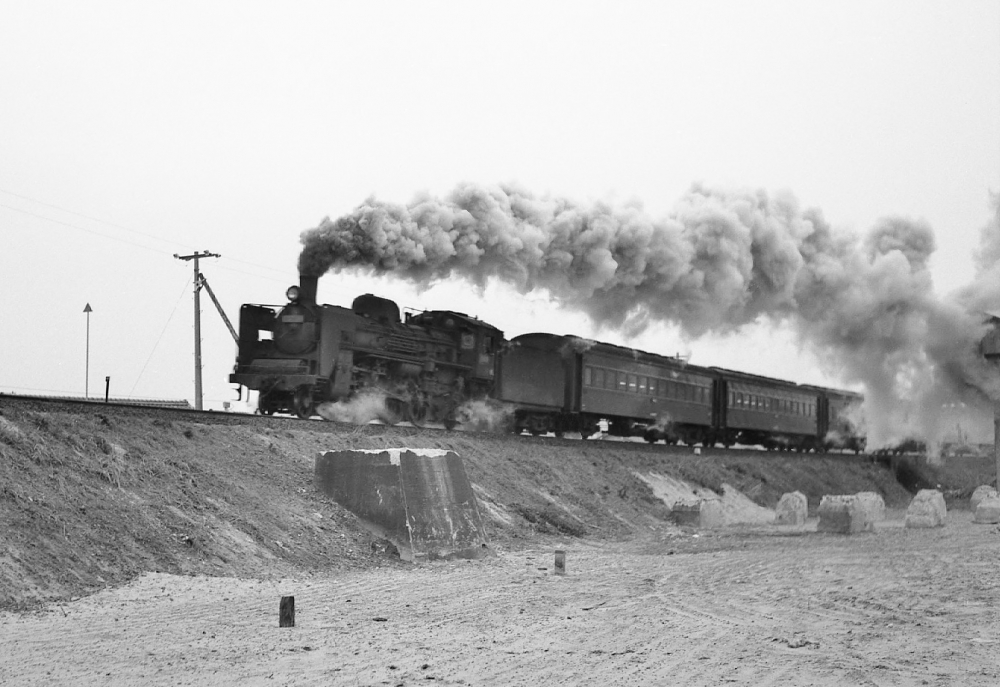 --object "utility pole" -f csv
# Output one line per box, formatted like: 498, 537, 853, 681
83, 303, 93, 398
174, 251, 220, 410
